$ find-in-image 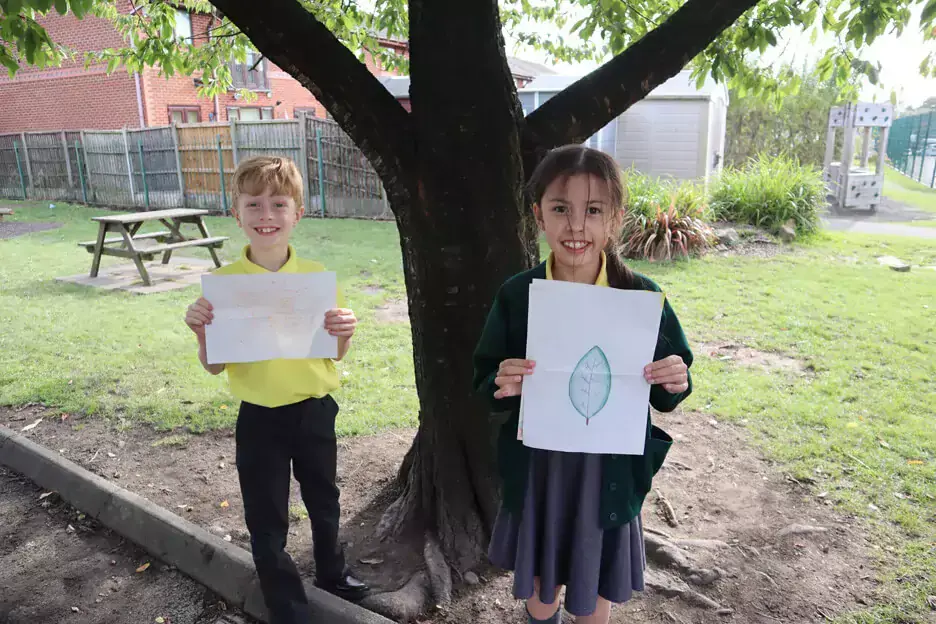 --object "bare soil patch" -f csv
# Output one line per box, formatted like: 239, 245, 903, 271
1, 405, 879, 623
0, 465, 245, 624
374, 300, 409, 324
0, 221, 62, 239
698, 342, 813, 376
